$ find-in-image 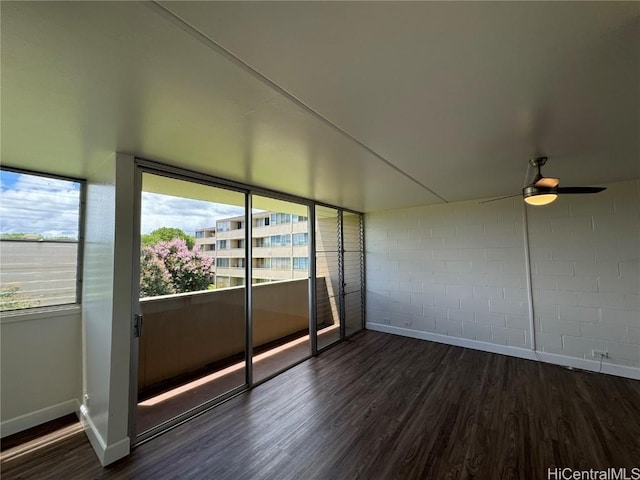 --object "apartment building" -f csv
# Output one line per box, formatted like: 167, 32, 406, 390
195, 212, 309, 288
